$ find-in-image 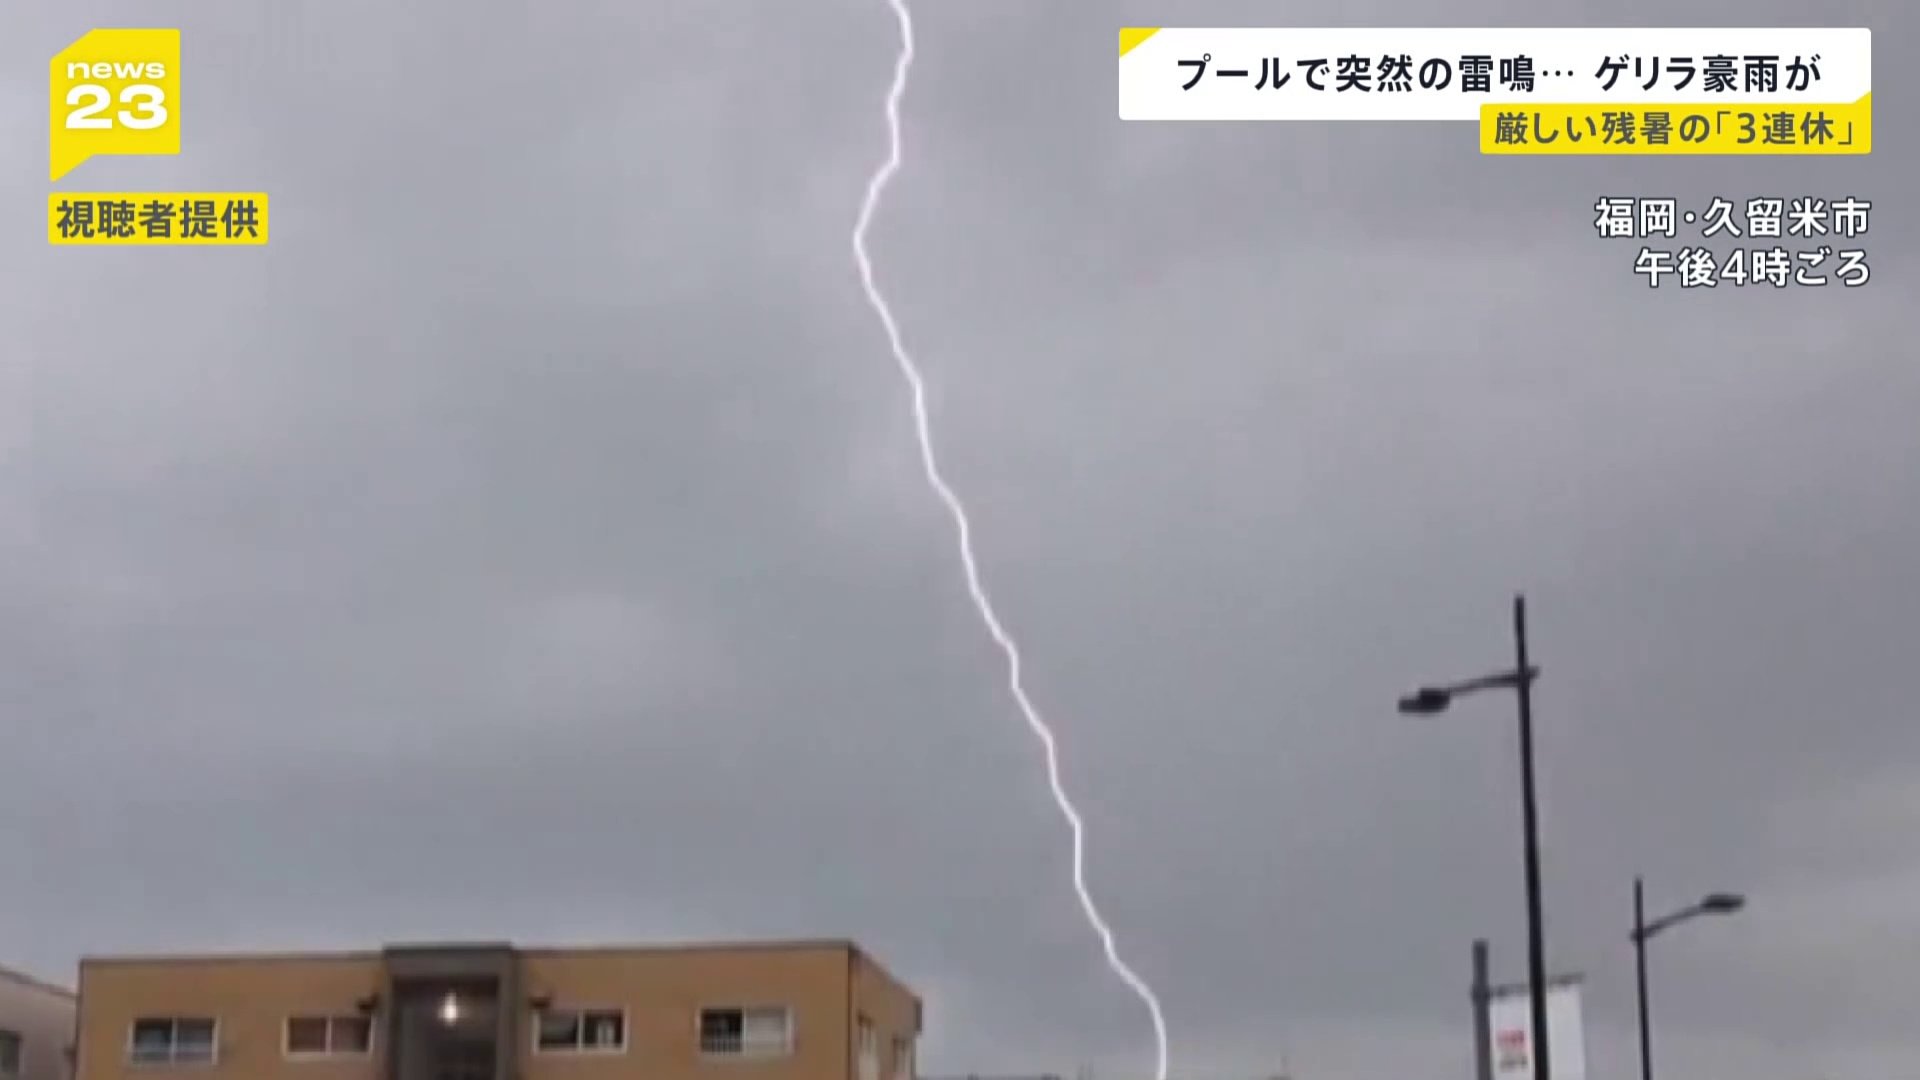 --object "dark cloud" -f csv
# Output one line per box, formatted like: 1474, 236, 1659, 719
3, 2, 1913, 1079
